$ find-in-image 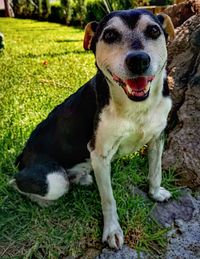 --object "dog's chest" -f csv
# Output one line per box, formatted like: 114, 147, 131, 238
117, 121, 157, 156
116, 114, 162, 156
95, 100, 170, 158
